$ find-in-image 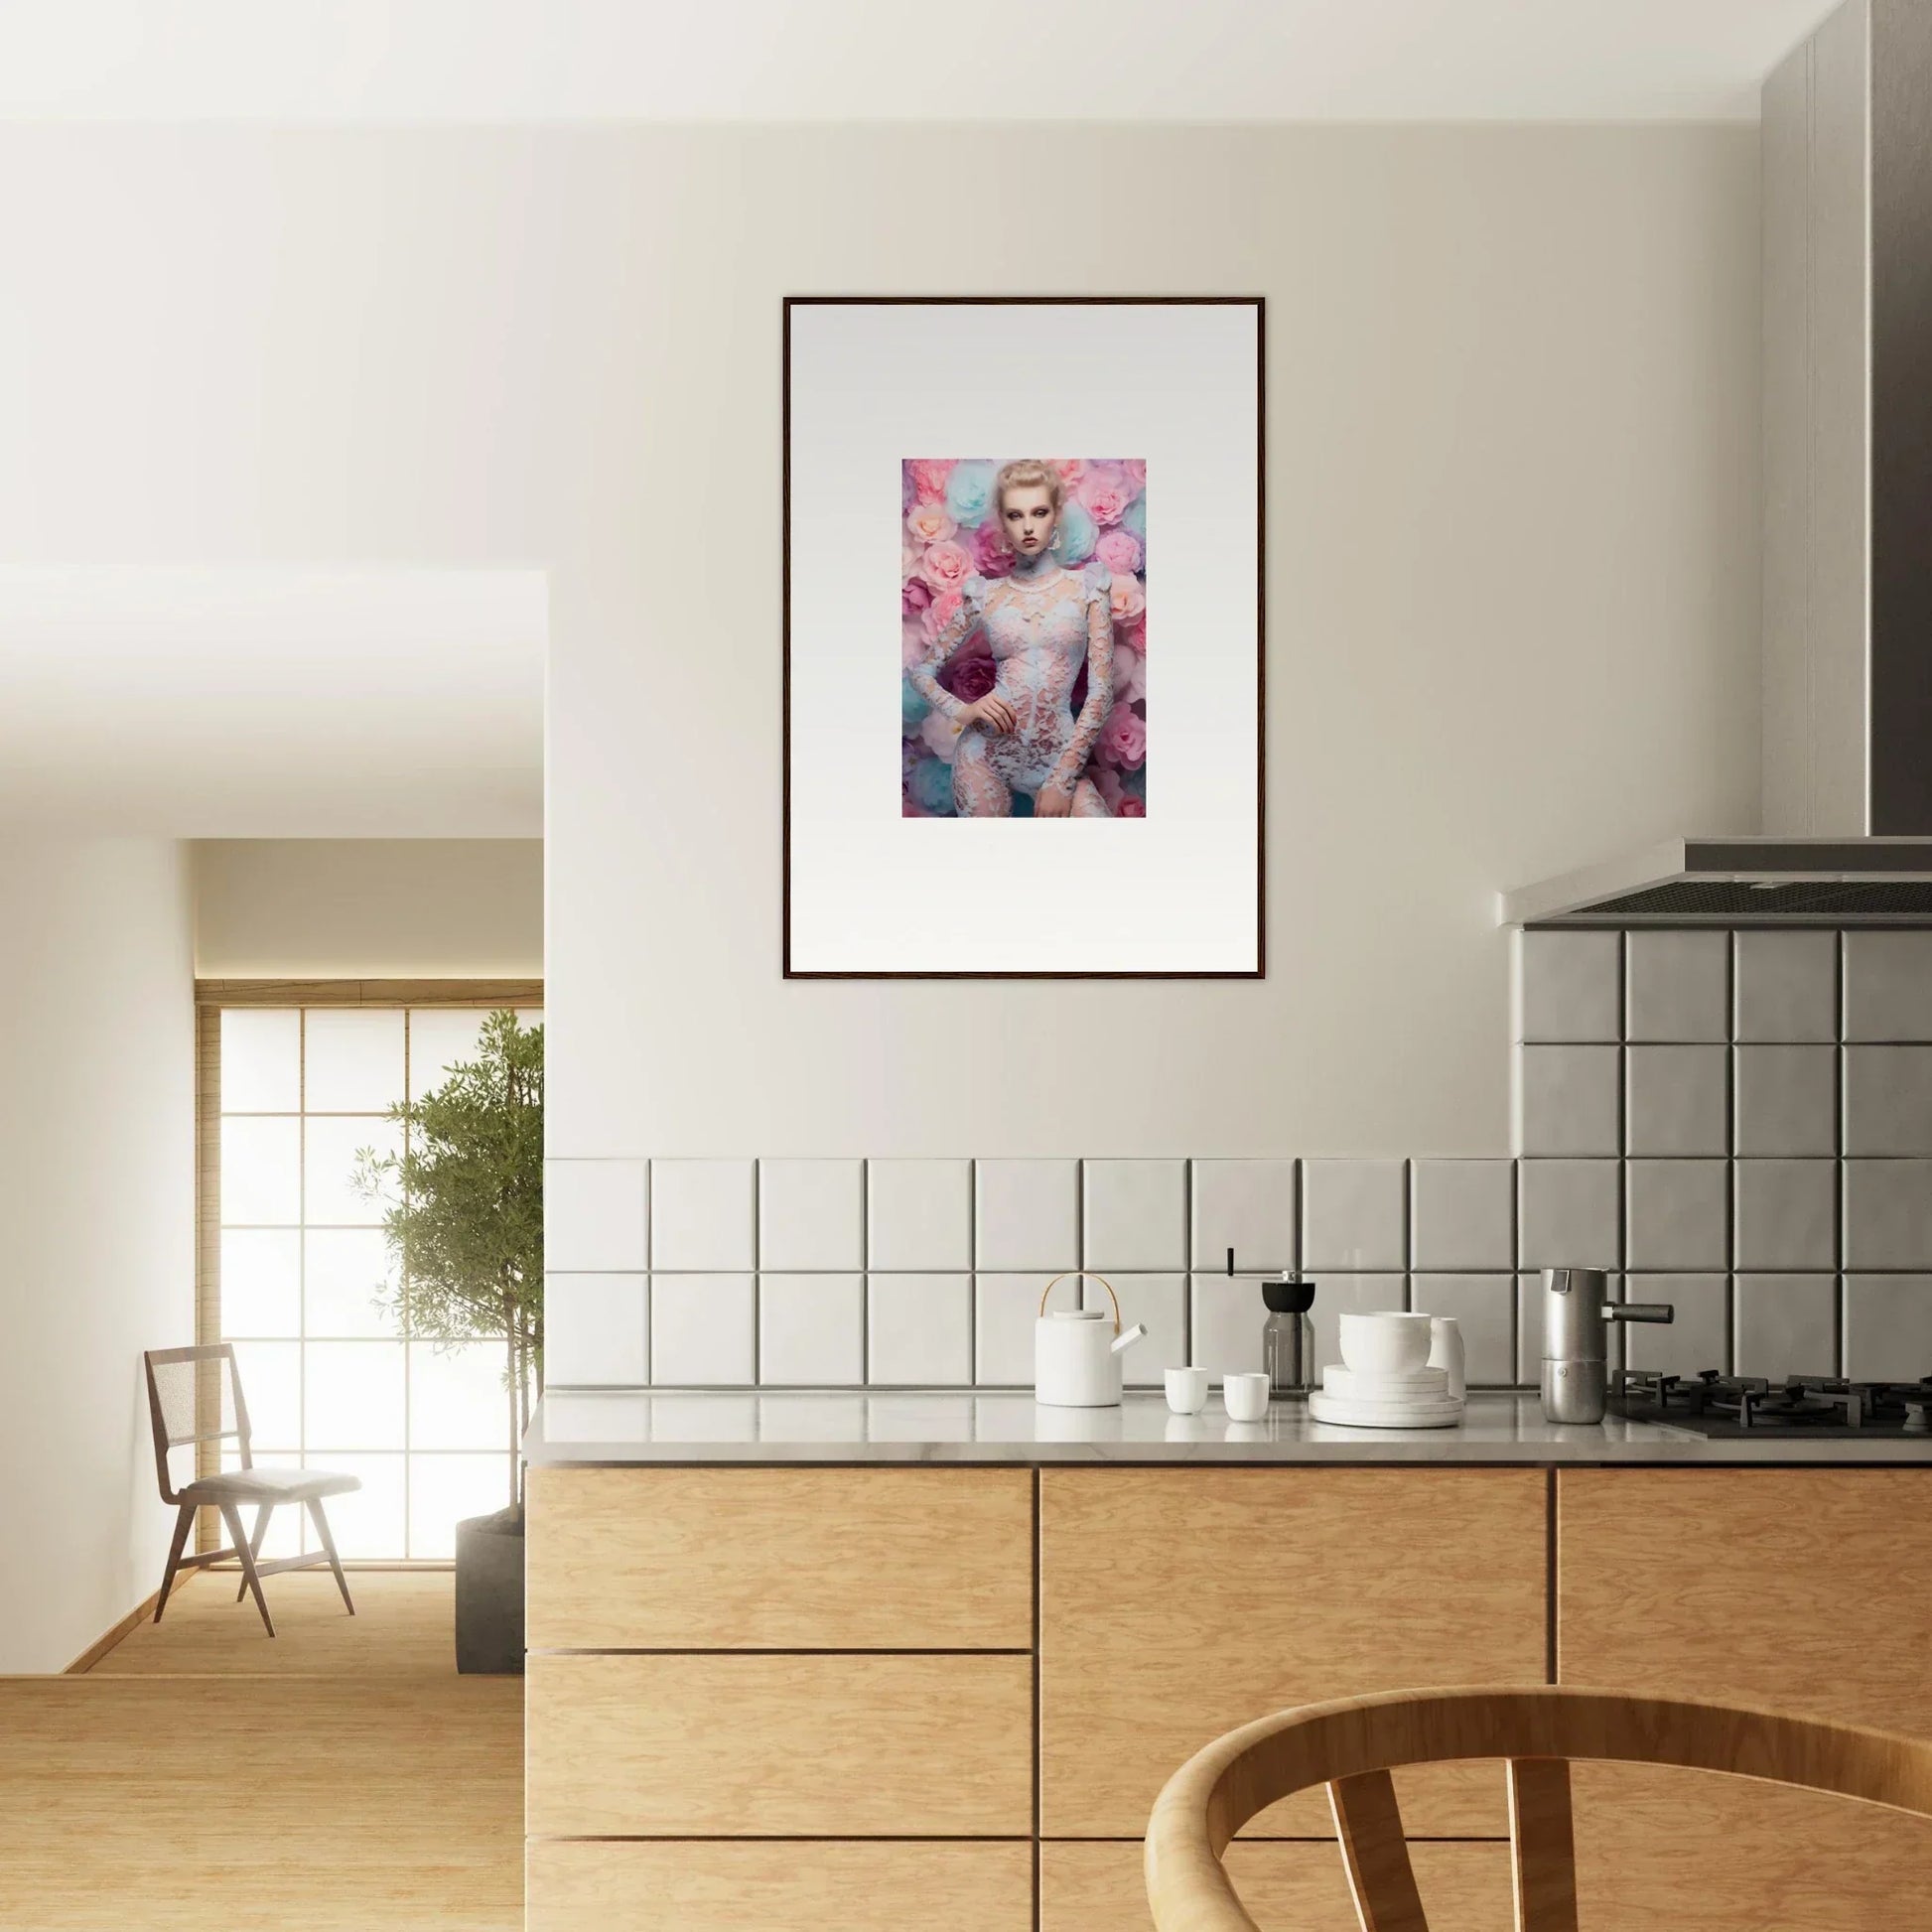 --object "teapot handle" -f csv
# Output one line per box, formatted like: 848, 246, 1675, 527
1038, 1270, 1123, 1334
